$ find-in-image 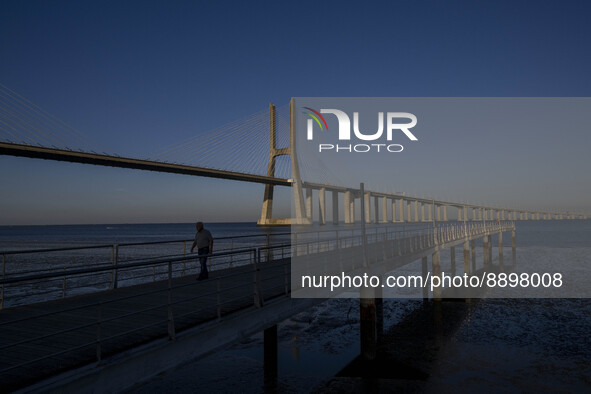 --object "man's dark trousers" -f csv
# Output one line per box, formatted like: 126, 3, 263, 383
197, 247, 209, 279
